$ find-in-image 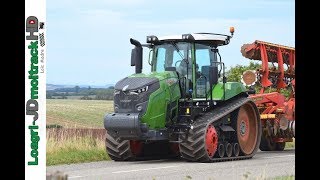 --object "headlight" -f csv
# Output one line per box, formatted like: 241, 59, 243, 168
114, 90, 120, 95
129, 86, 149, 94
136, 105, 143, 112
